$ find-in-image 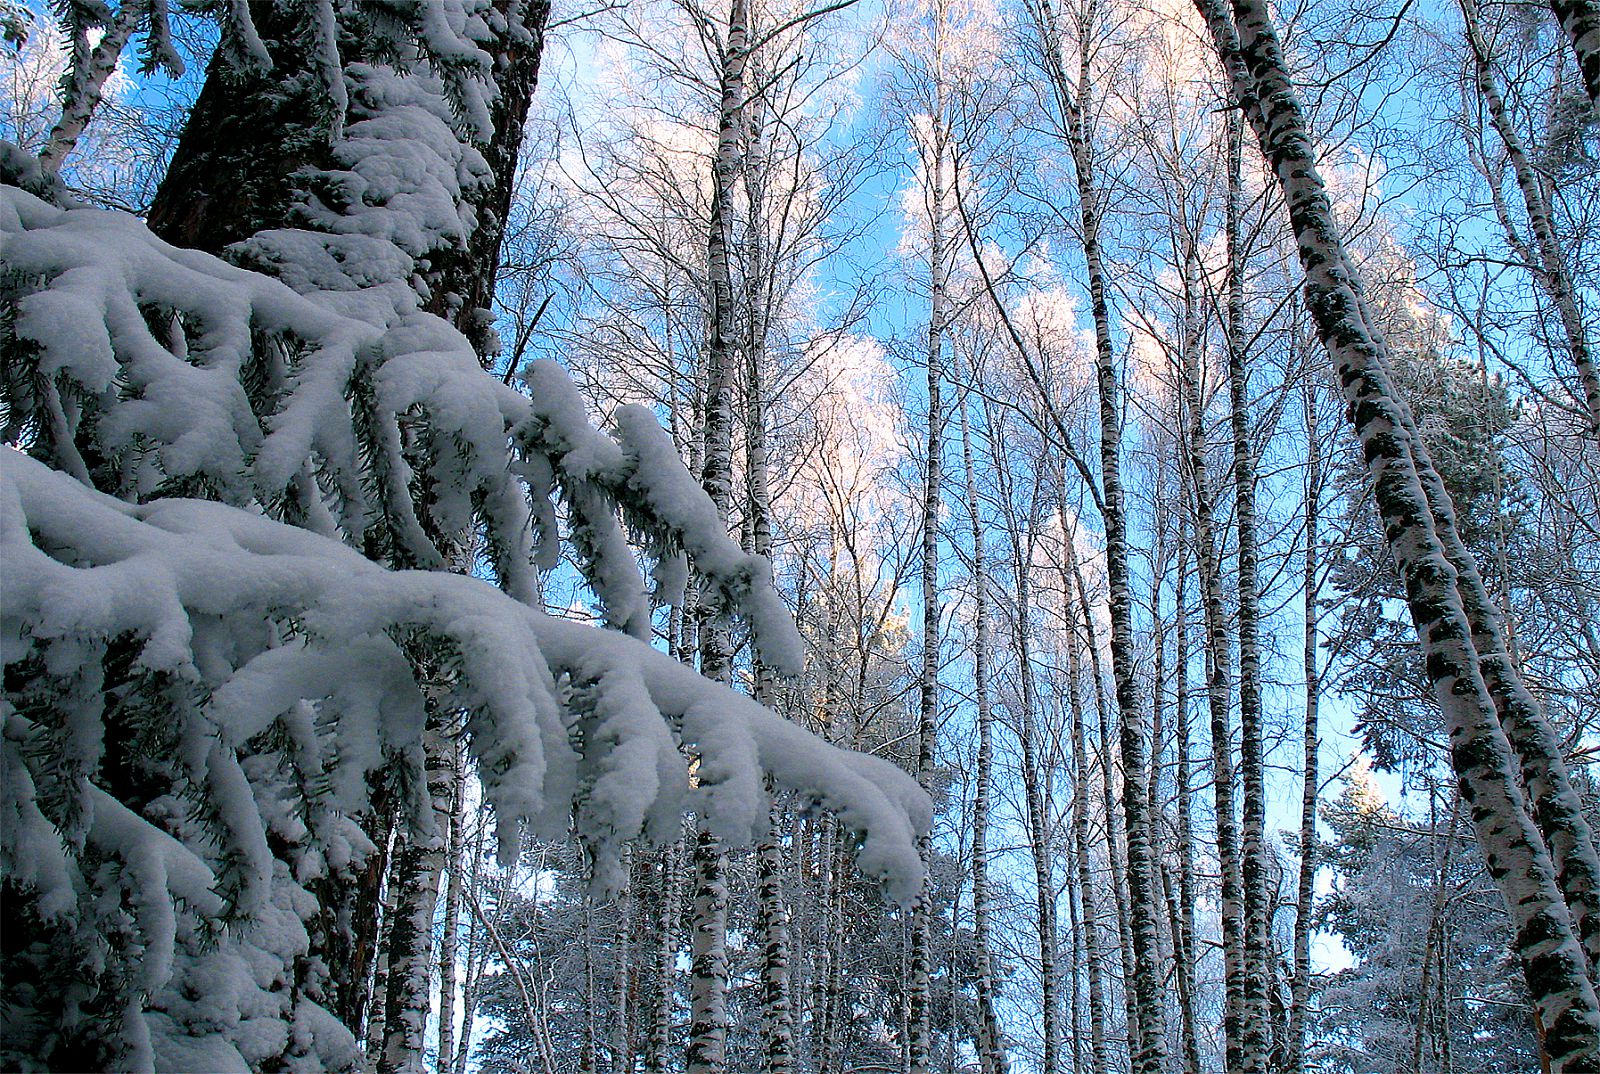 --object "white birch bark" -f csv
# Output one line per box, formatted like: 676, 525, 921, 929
959, 398, 1007, 1074
1175, 241, 1254, 1072
38, 1, 145, 177
1287, 369, 1322, 1074
1030, 1, 1171, 1063
1194, 0, 1600, 1061
1549, 0, 1600, 105
1460, 0, 1600, 436
378, 725, 456, 1074
1223, 108, 1276, 1069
